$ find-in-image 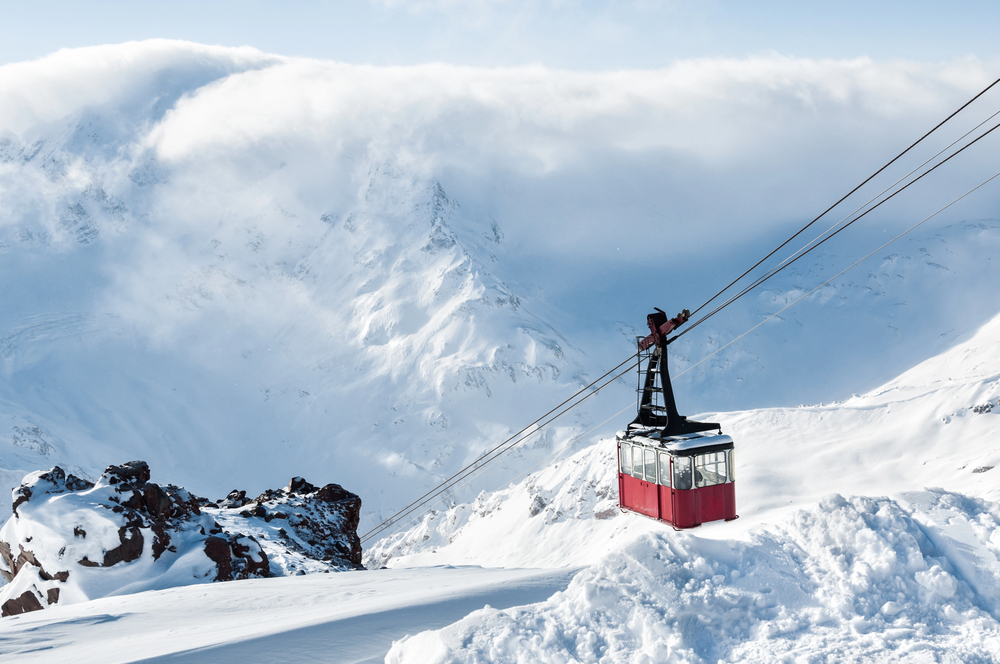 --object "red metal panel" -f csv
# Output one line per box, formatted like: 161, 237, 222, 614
659, 485, 673, 523
620, 473, 736, 527
619, 473, 659, 518
672, 488, 700, 528
643, 481, 658, 518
